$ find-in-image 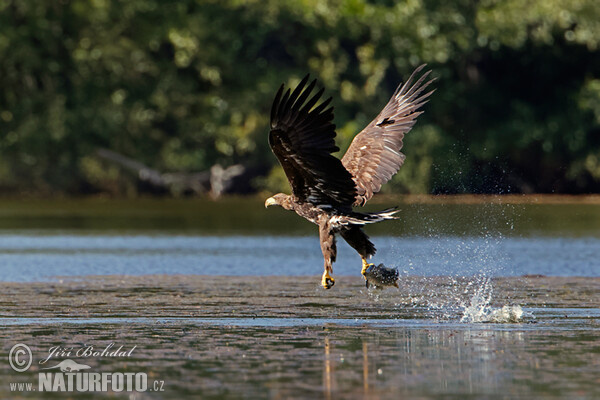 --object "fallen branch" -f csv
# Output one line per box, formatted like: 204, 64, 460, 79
95, 148, 245, 197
